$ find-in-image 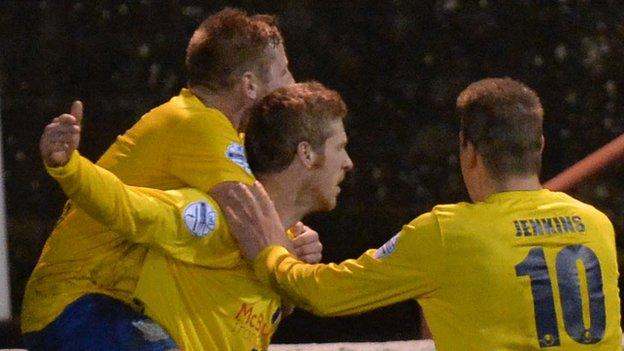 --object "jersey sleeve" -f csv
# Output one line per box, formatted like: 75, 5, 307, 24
167, 114, 255, 192
48, 151, 239, 269
47, 151, 180, 245
141, 189, 241, 268
253, 212, 445, 317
